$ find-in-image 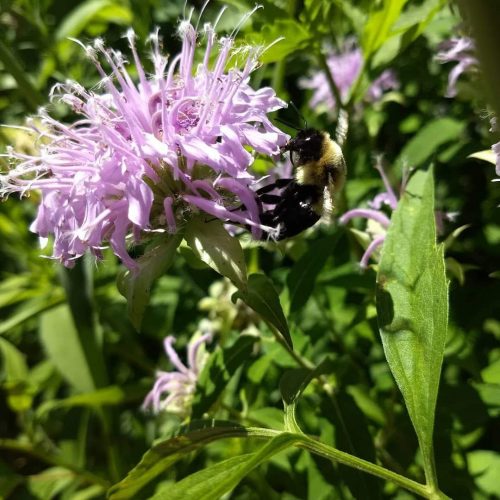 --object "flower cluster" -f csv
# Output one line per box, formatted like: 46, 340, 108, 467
0, 10, 288, 269
436, 35, 500, 179
339, 160, 403, 268
436, 36, 477, 97
299, 38, 398, 113
142, 330, 212, 417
